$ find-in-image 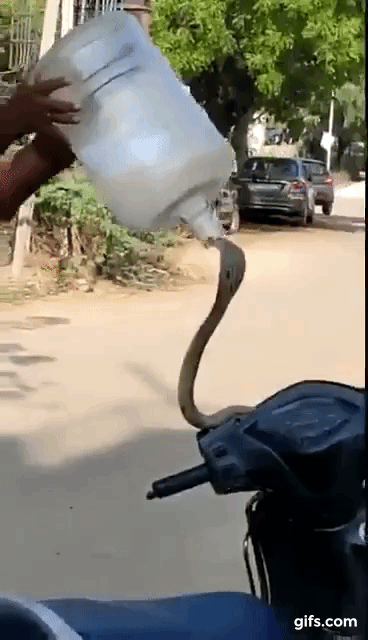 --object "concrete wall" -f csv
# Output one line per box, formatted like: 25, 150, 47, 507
258, 143, 299, 158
